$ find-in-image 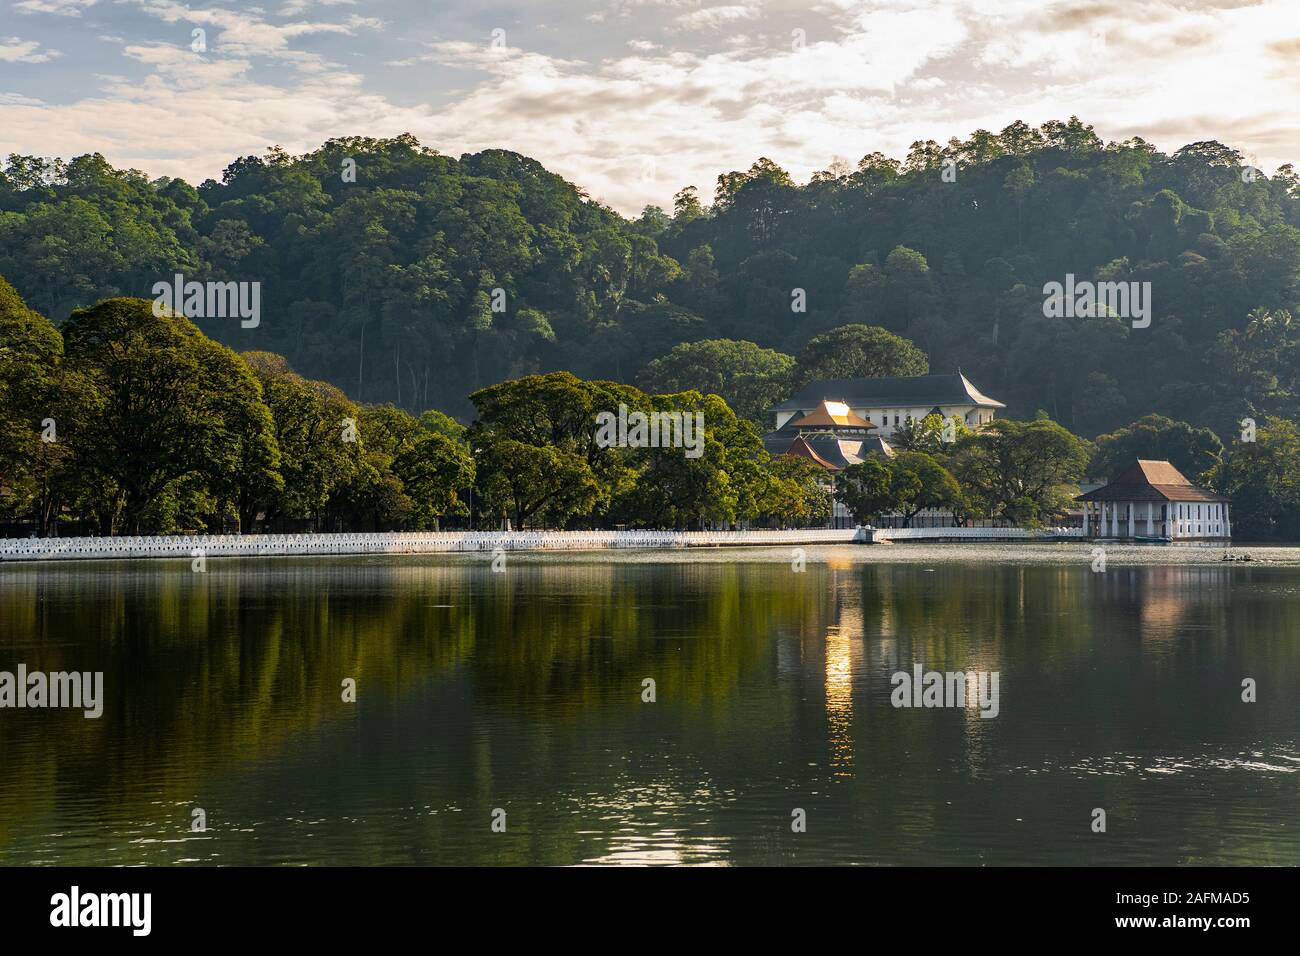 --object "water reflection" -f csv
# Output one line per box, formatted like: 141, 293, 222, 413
0, 547, 1297, 865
